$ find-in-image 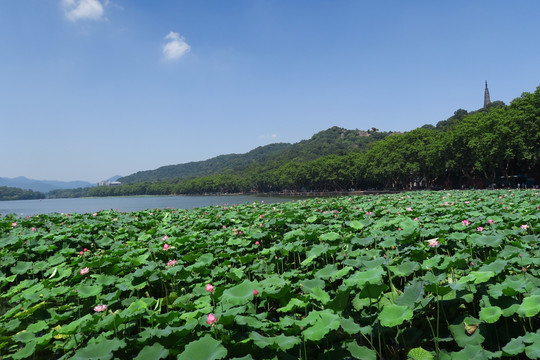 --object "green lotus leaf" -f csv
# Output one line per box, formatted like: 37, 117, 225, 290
12, 330, 35, 343
11, 261, 32, 275
11, 340, 36, 360
302, 310, 340, 341
277, 298, 307, 313
309, 287, 331, 305
448, 319, 484, 347
524, 331, 540, 359
358, 283, 389, 300
378, 304, 413, 327
349, 220, 365, 230
177, 334, 227, 360
249, 332, 300, 350
273, 334, 301, 350
193, 253, 214, 268
517, 295, 540, 317
134, 342, 169, 360
301, 278, 325, 291
346, 341, 376, 359
468, 234, 502, 248
396, 280, 424, 308
315, 264, 338, 279
75, 284, 103, 298
478, 259, 507, 275
344, 266, 385, 287
457, 271, 495, 285
502, 336, 525, 356
407, 347, 434, 360
340, 317, 362, 335
72, 337, 126, 360
249, 331, 274, 348
306, 244, 328, 258
26, 320, 48, 333
389, 261, 418, 278
119, 299, 149, 319
221, 280, 259, 307
479, 306, 503, 323
449, 345, 493, 360
319, 232, 341, 242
